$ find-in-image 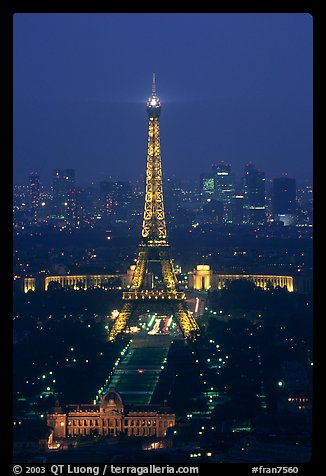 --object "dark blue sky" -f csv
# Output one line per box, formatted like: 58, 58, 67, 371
13, 13, 313, 186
